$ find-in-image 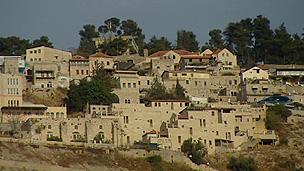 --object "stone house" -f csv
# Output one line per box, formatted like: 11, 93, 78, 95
242, 66, 269, 82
